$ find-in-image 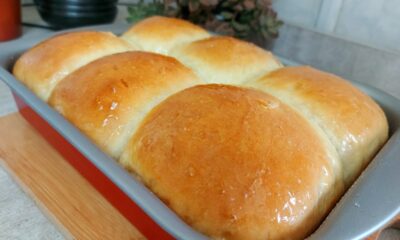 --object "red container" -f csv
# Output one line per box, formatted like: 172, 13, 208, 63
0, 0, 22, 41
13, 93, 175, 240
